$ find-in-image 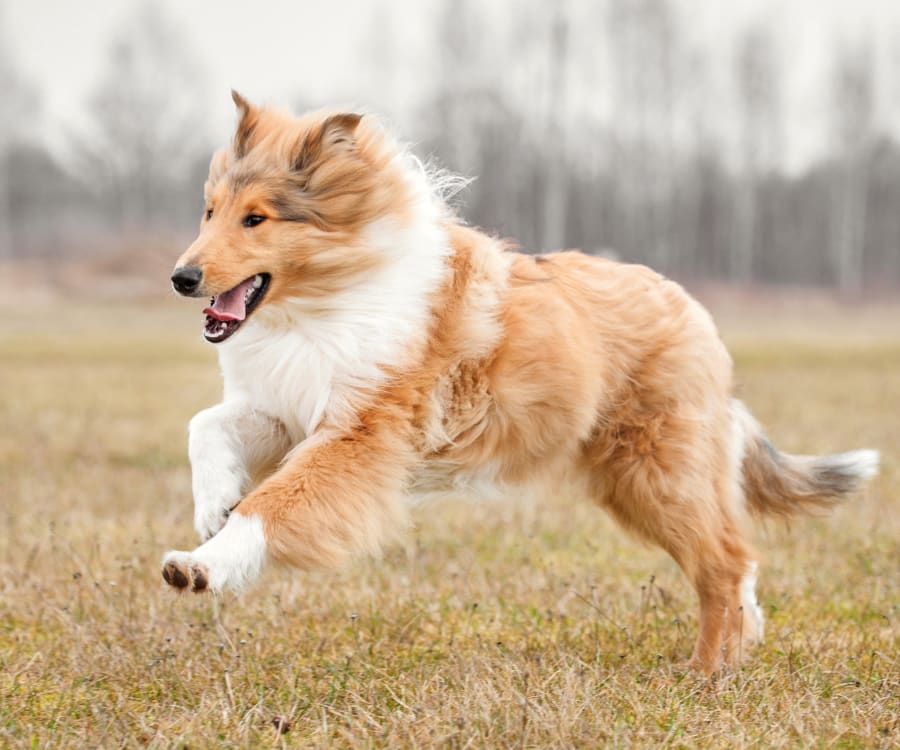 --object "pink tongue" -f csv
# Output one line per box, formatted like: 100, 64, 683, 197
202, 277, 257, 322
